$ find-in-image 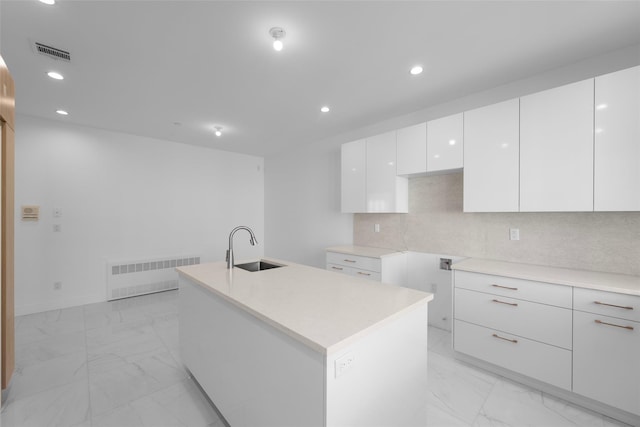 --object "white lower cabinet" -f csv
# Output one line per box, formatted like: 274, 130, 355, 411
454, 269, 640, 422
453, 271, 573, 390
454, 320, 572, 390
573, 288, 640, 416
326, 247, 407, 286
